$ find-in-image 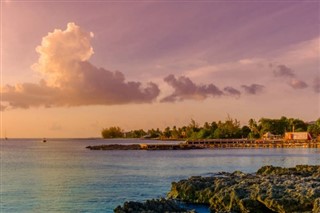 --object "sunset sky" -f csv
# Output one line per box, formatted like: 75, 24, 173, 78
1, 1, 319, 138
